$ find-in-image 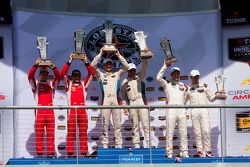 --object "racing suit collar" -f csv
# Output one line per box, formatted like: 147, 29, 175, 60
191, 83, 199, 89
170, 79, 179, 85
